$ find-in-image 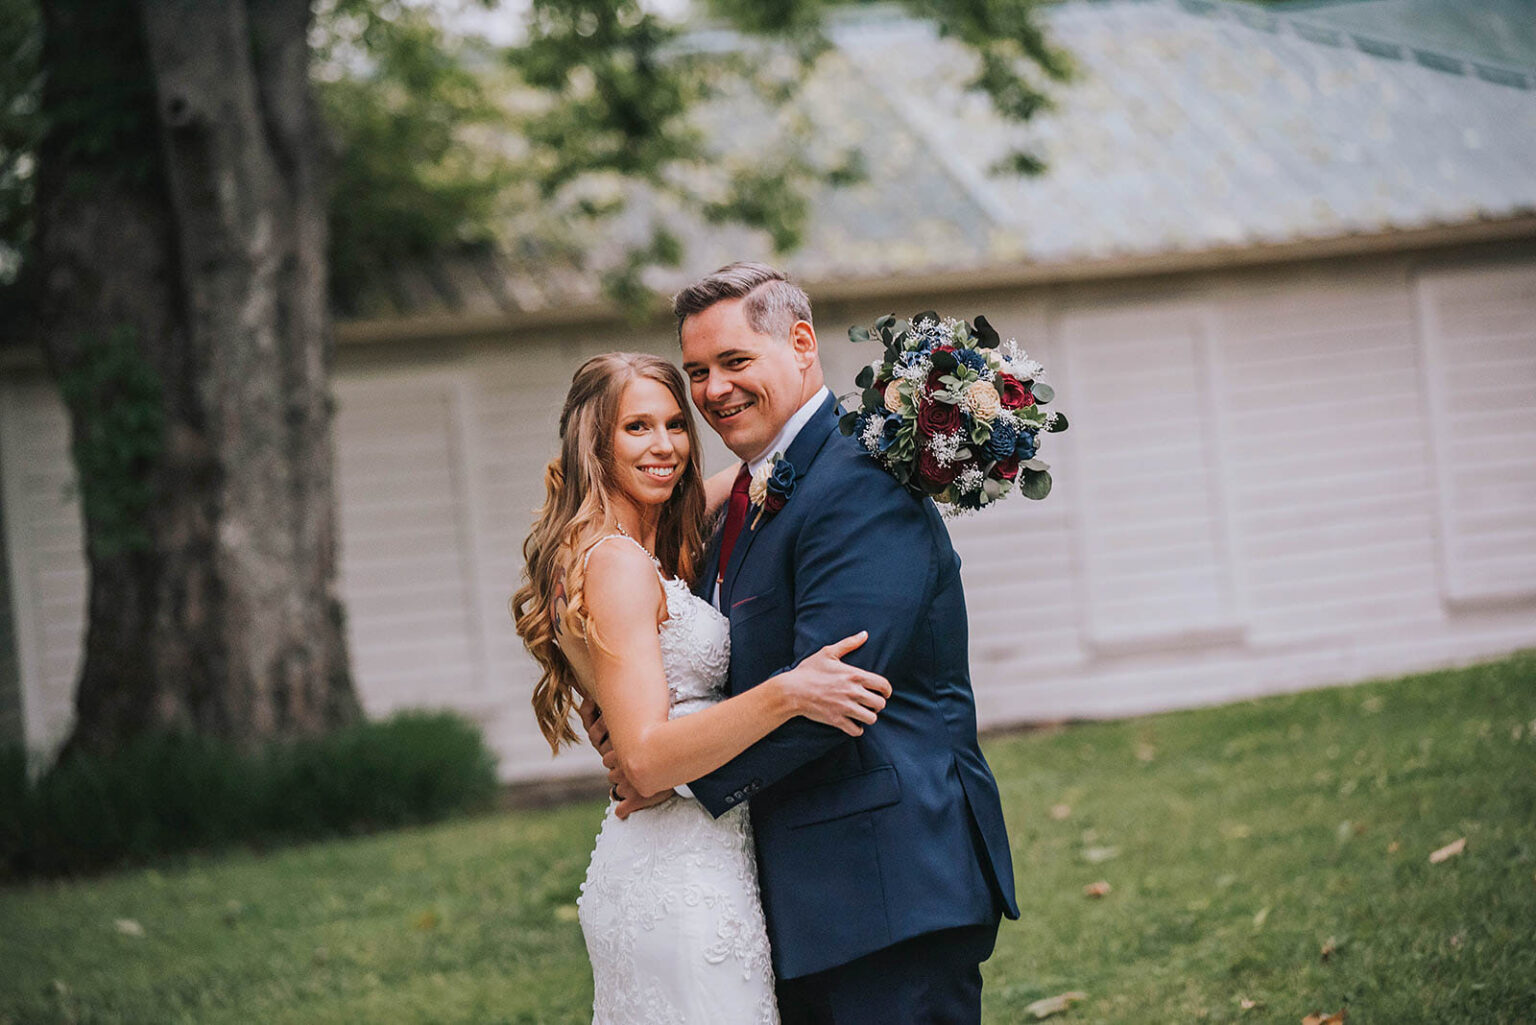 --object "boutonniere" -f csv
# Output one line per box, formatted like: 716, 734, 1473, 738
748, 452, 797, 528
